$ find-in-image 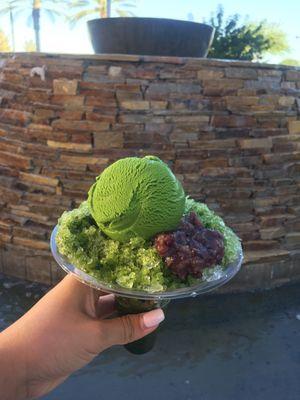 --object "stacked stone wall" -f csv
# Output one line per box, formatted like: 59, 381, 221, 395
0, 53, 299, 289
